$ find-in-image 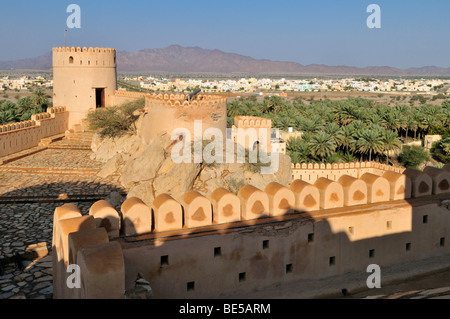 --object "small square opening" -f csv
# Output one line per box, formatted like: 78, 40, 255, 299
308, 233, 314, 243
406, 243, 411, 251
369, 249, 375, 258
160, 255, 169, 267
386, 220, 392, 229
440, 238, 446, 247
214, 247, 222, 257
187, 281, 195, 292
239, 272, 246, 282
286, 264, 293, 274
423, 215, 428, 224
262, 240, 269, 250
329, 256, 336, 266
348, 227, 354, 235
